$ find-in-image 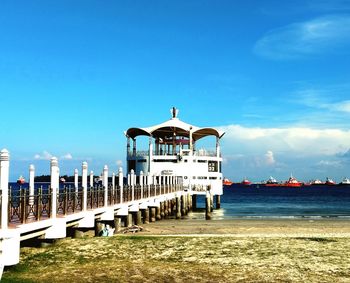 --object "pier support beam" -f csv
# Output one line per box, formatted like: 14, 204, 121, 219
136, 211, 142, 226
126, 212, 133, 227
192, 194, 197, 210
114, 217, 122, 233
150, 207, 156, 222
142, 208, 150, 224
216, 195, 221, 209
206, 191, 212, 220
176, 196, 181, 219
